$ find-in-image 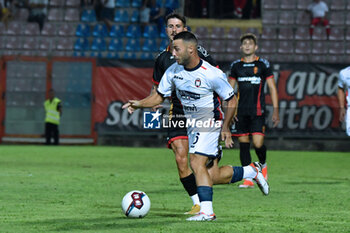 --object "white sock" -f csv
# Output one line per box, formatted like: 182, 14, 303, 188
243, 165, 257, 179
191, 194, 200, 206
200, 201, 213, 215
